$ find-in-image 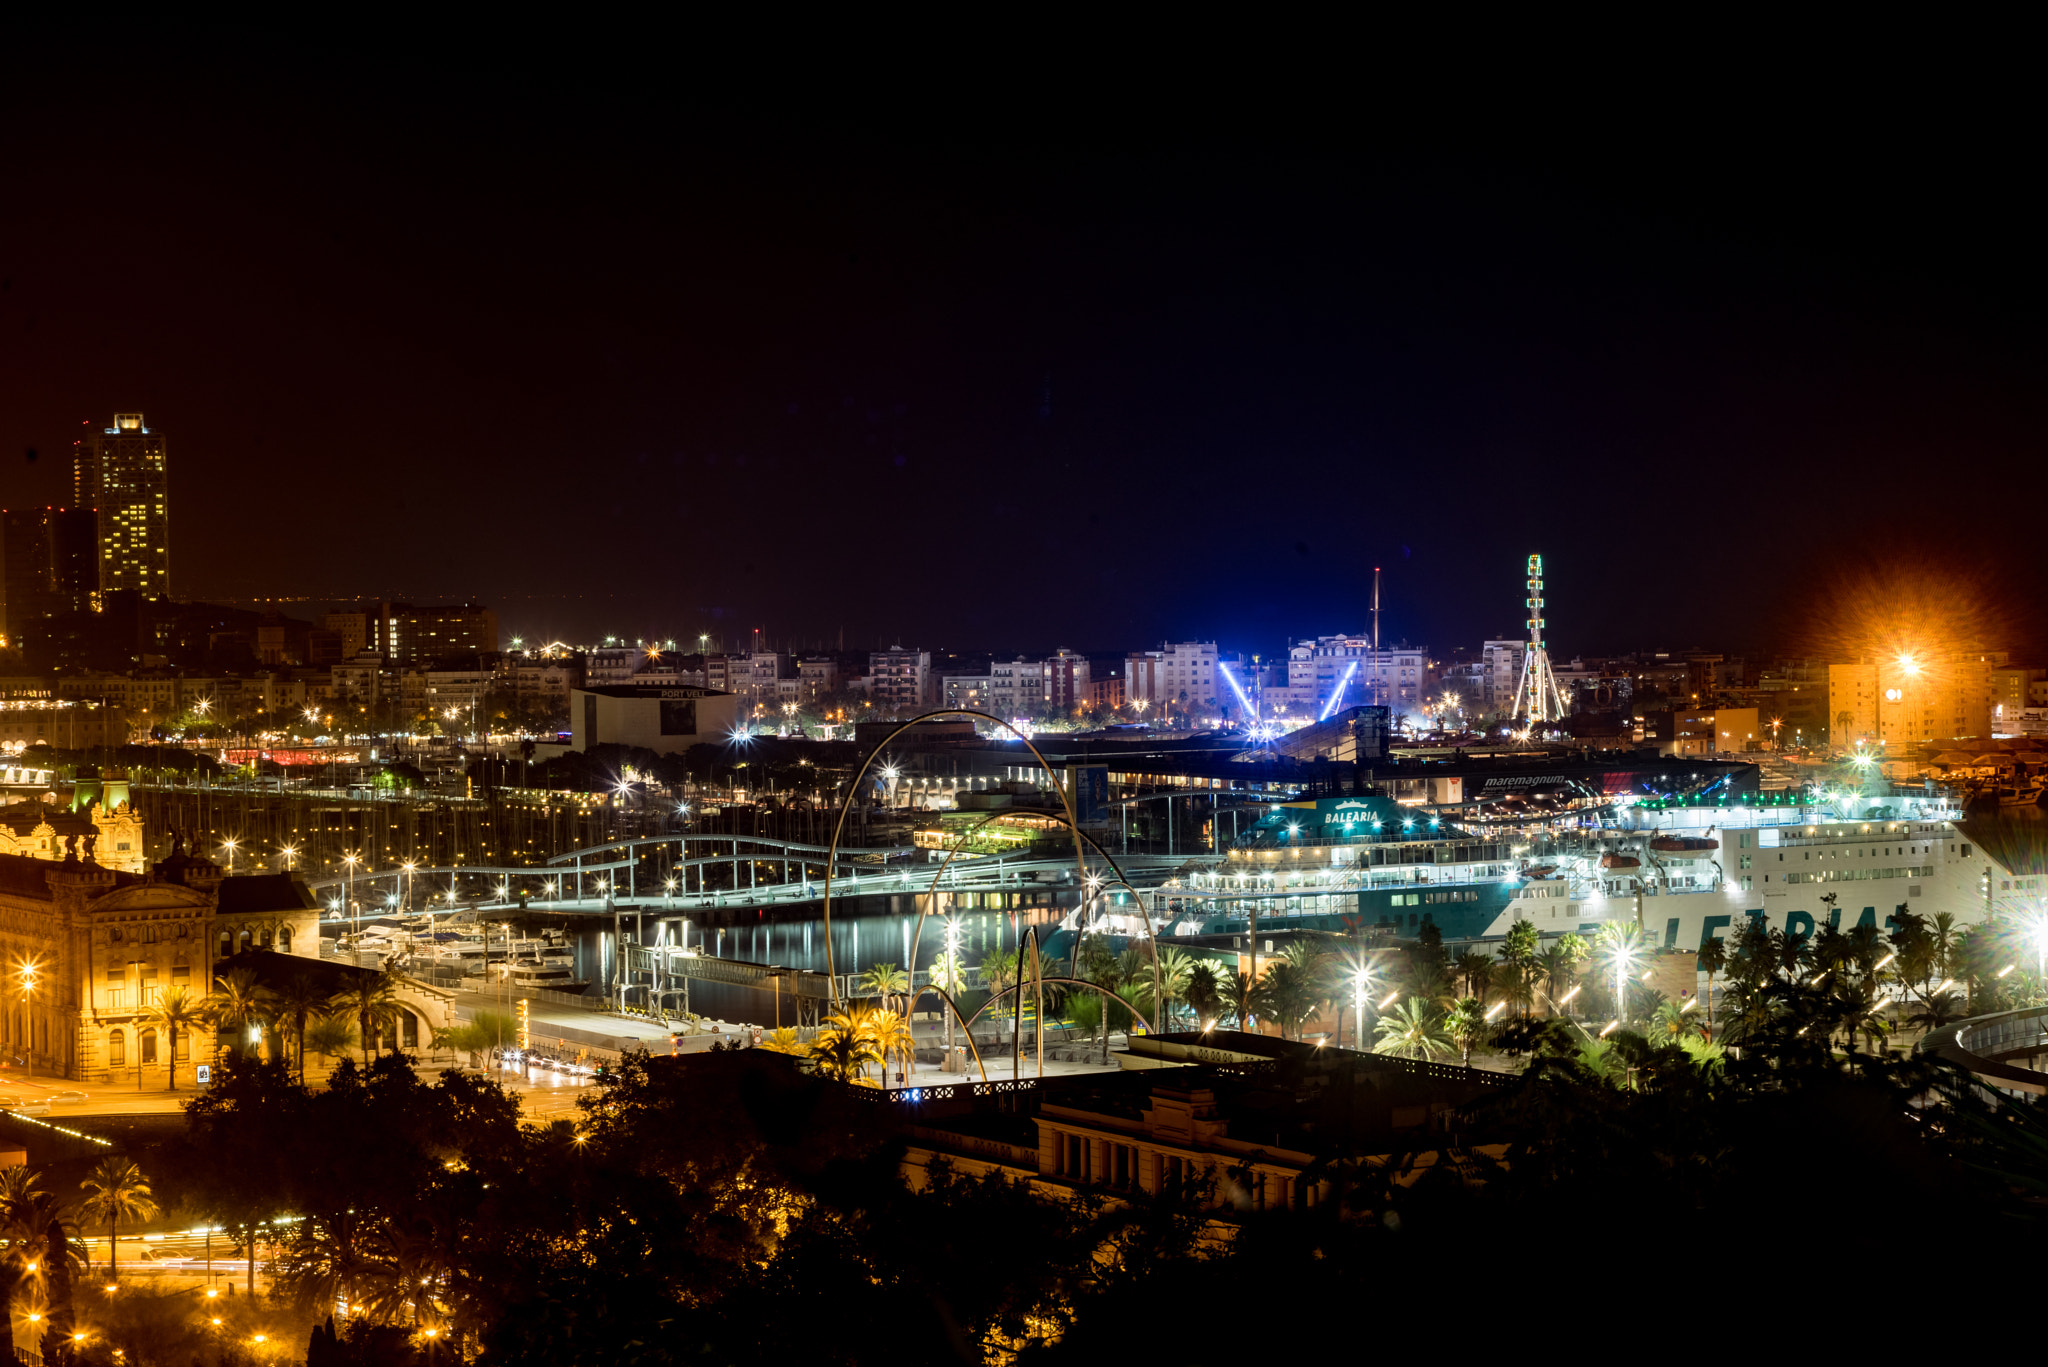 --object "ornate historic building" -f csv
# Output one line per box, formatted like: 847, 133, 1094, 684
0, 841, 324, 1082
0, 793, 146, 874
